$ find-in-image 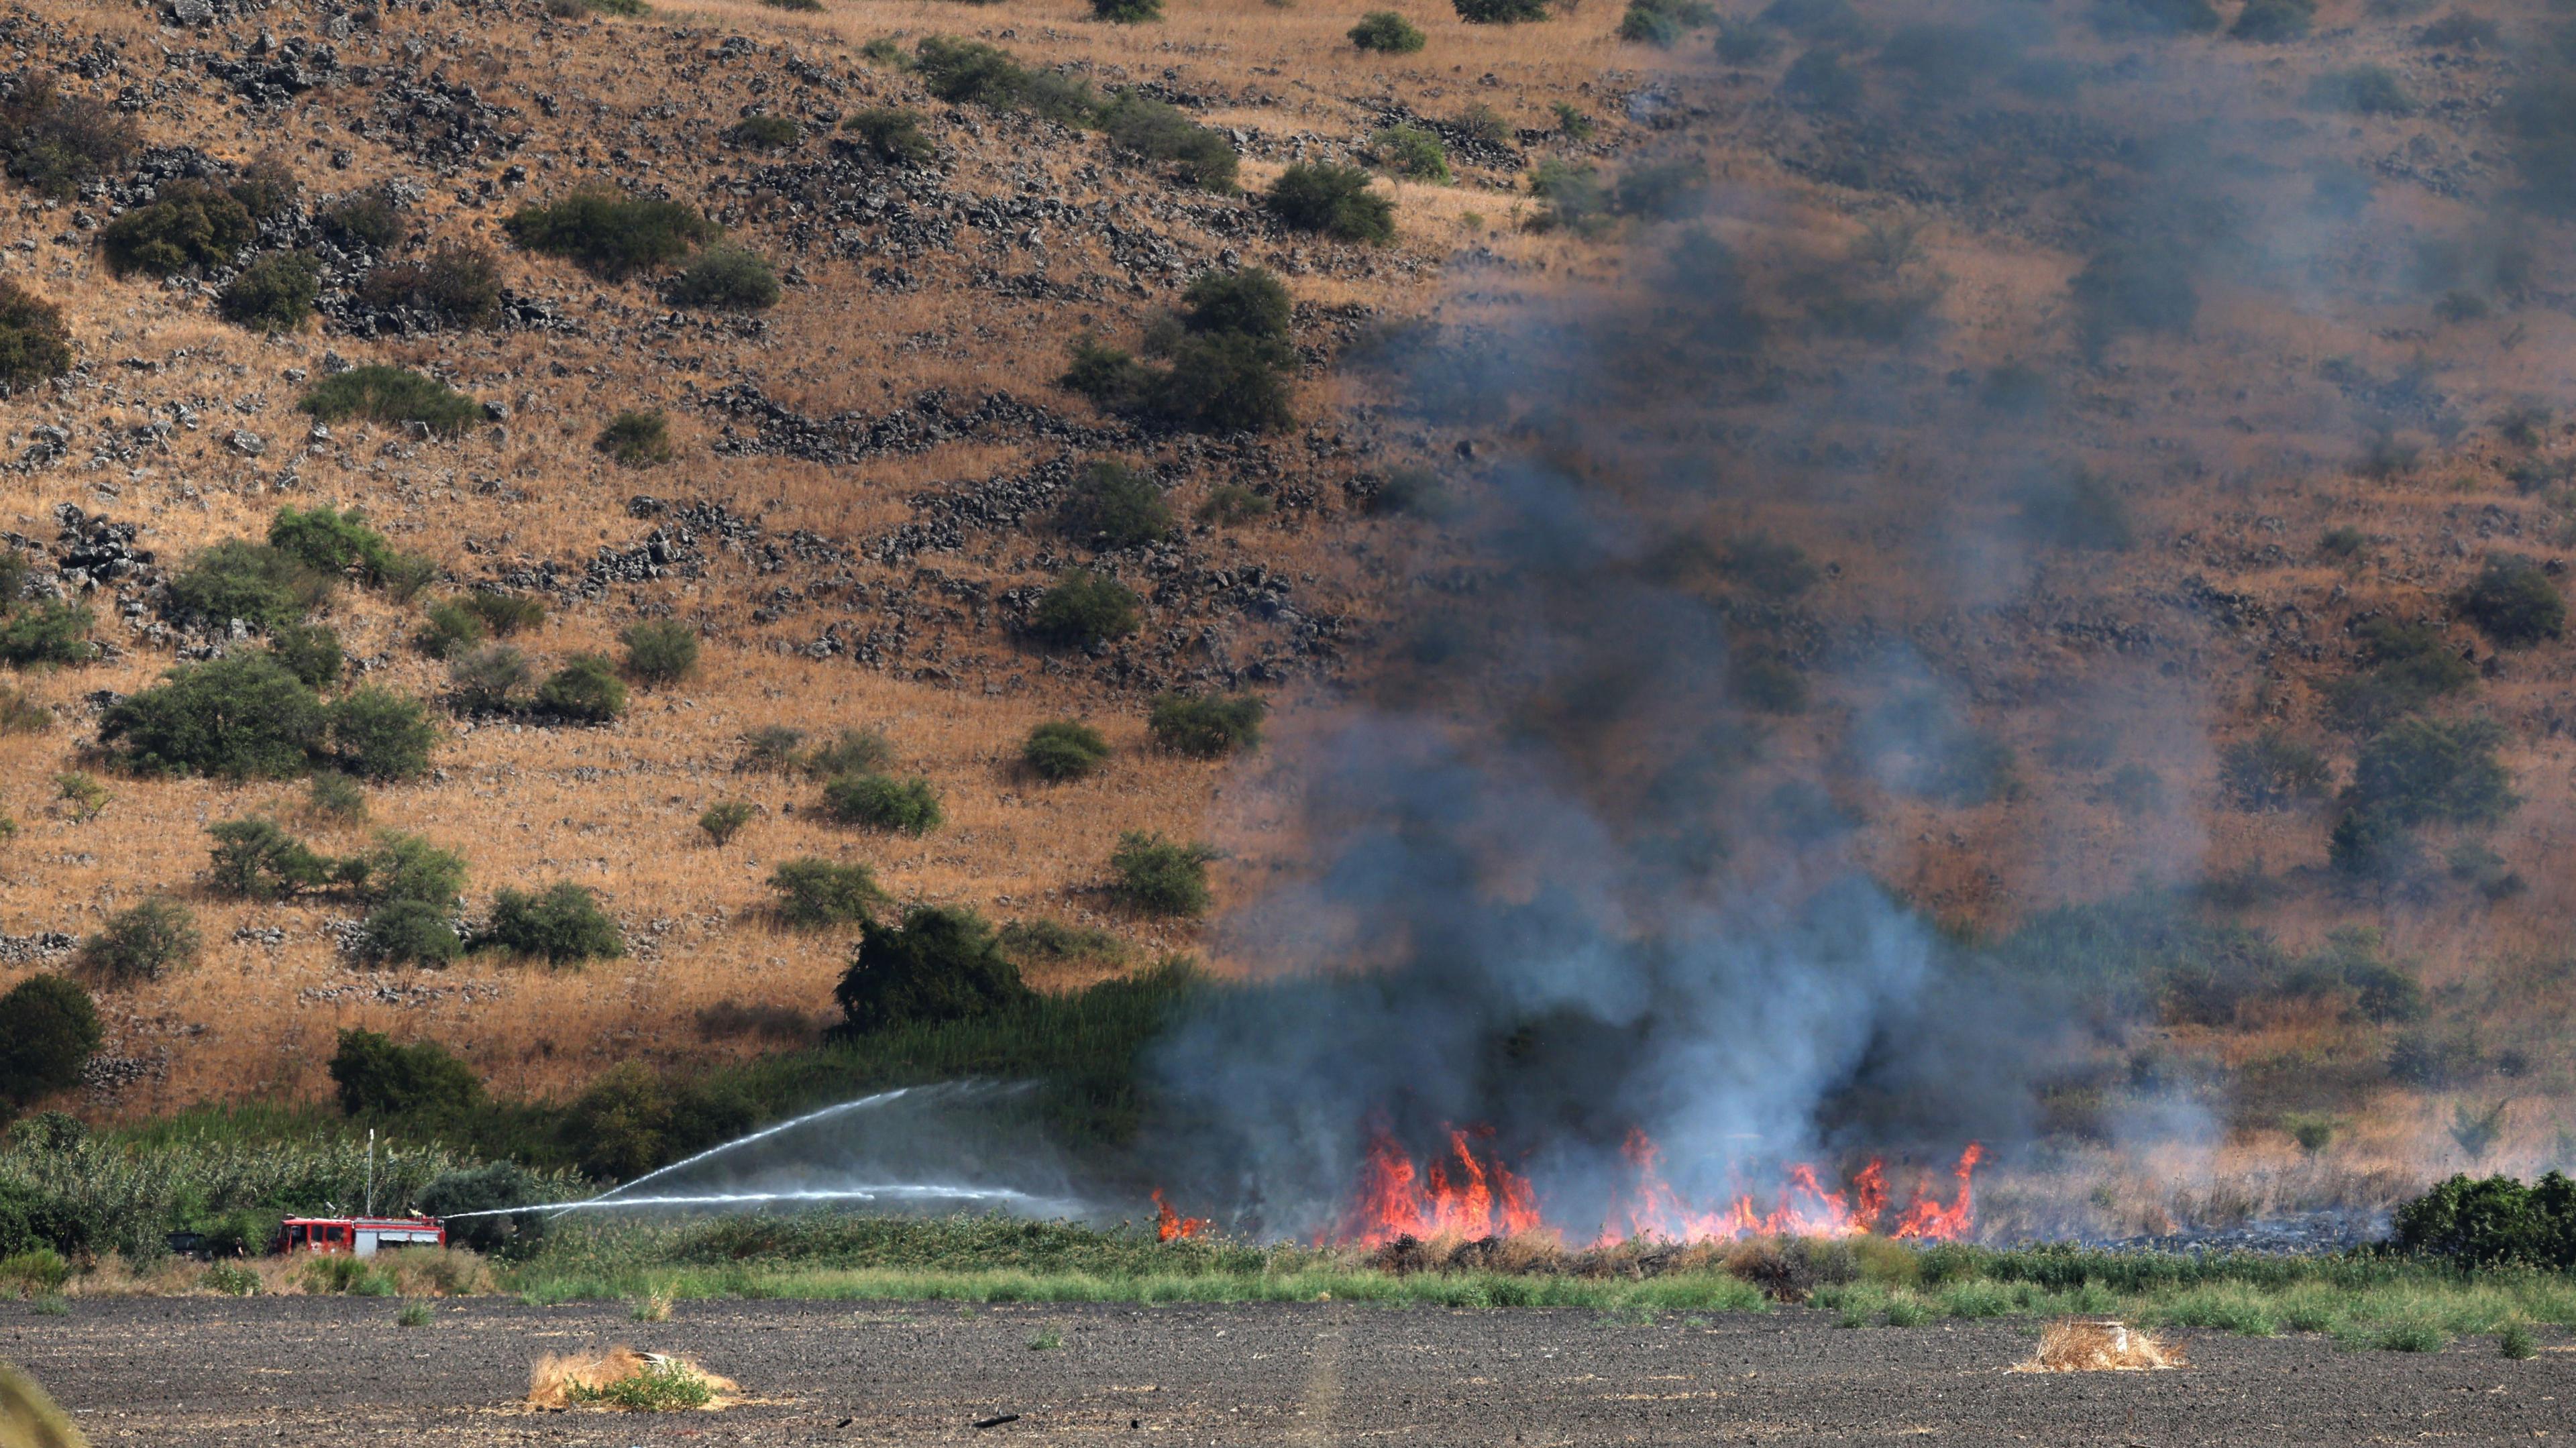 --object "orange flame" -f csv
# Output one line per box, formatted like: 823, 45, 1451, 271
1332, 1124, 1982, 1247
1151, 1188, 1206, 1241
